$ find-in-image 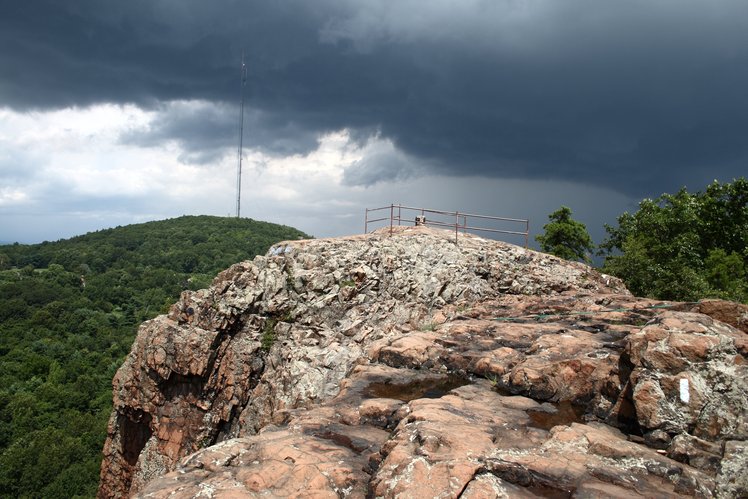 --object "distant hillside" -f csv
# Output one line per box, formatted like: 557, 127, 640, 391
0, 215, 309, 274
0, 216, 310, 498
